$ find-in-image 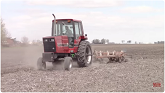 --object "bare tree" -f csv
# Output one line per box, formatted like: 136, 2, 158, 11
92, 39, 100, 44
1, 19, 9, 44
106, 39, 109, 44
127, 40, 131, 44
21, 36, 29, 45
101, 38, 106, 44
